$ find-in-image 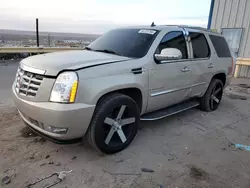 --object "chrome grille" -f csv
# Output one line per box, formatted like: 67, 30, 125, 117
15, 67, 44, 97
